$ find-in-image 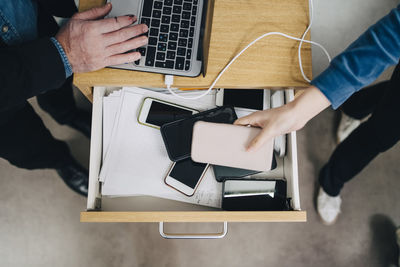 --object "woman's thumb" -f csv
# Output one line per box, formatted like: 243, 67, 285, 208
247, 128, 272, 152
